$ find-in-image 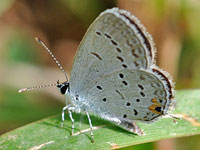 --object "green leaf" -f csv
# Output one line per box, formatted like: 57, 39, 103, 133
0, 87, 63, 134
0, 89, 200, 149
